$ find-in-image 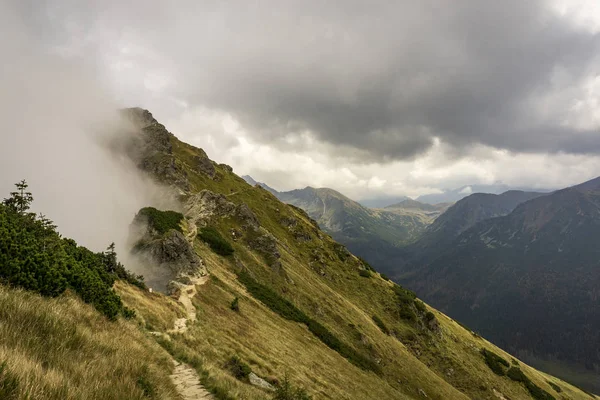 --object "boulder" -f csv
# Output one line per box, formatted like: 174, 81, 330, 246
248, 372, 274, 391
235, 204, 260, 230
